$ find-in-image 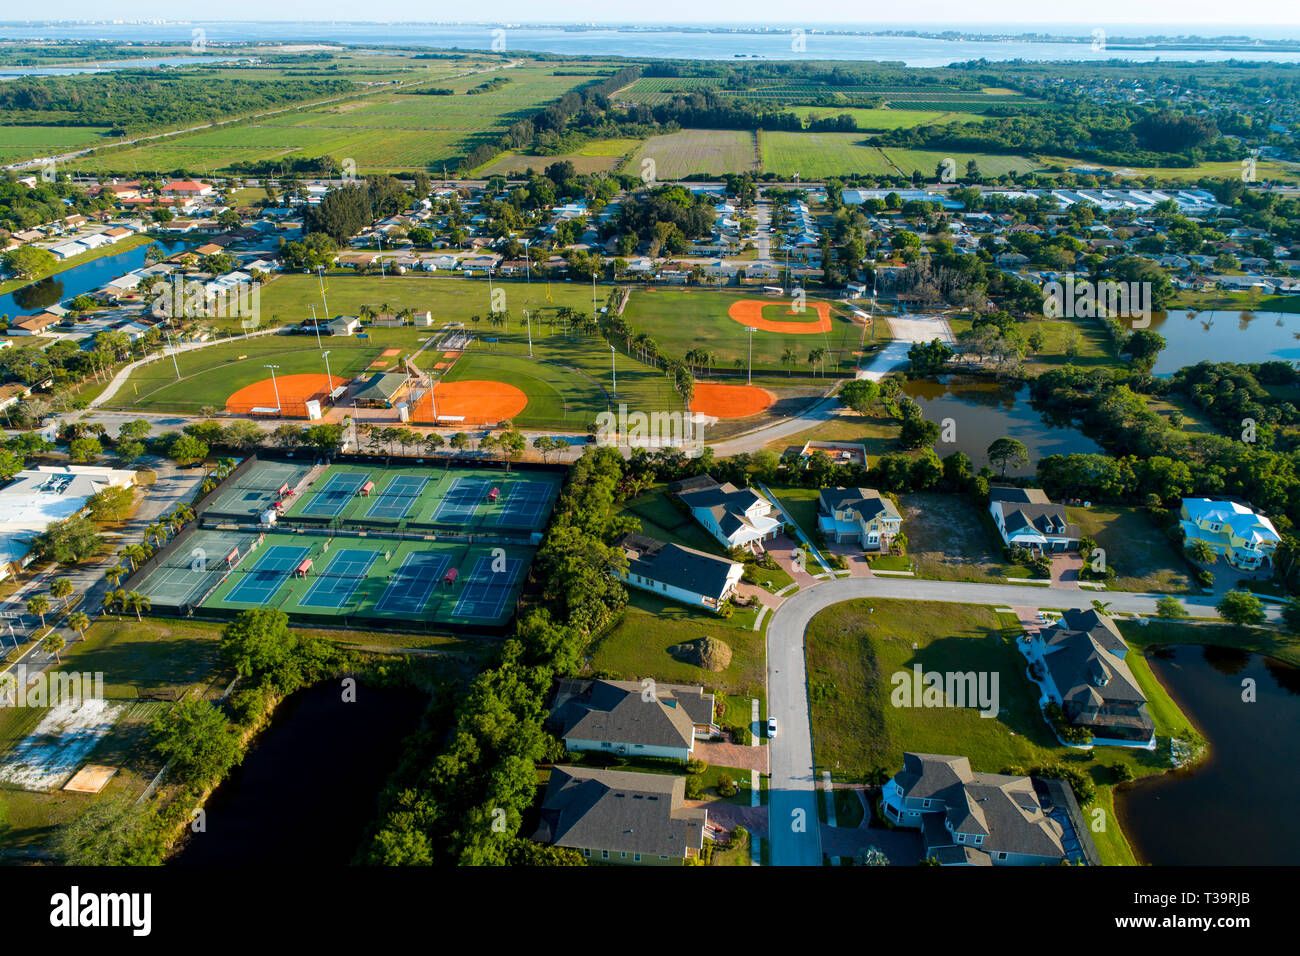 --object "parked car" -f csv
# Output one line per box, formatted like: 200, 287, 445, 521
767, 717, 778, 738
